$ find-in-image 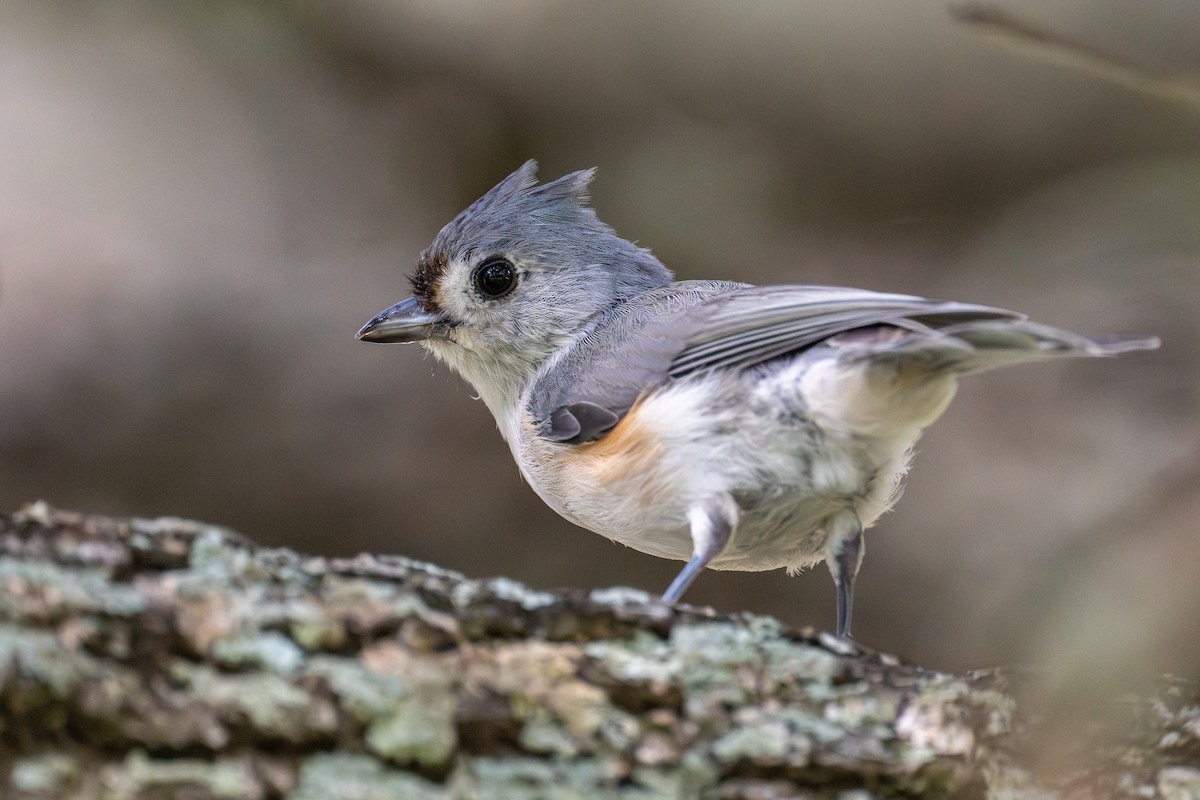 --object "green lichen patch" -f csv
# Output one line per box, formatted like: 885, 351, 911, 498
668, 622, 778, 710
176, 662, 341, 744
355, 642, 460, 770
583, 633, 684, 712
711, 718, 805, 767
306, 654, 408, 723
8, 752, 82, 796
287, 603, 350, 652
100, 750, 265, 800
293, 753, 449, 800
465, 641, 615, 758
188, 528, 259, 580
0, 623, 93, 699
210, 630, 308, 675
483, 577, 558, 610
757, 637, 843, 700
0, 558, 145, 622
453, 756, 647, 800
587, 586, 657, 608
318, 574, 462, 648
